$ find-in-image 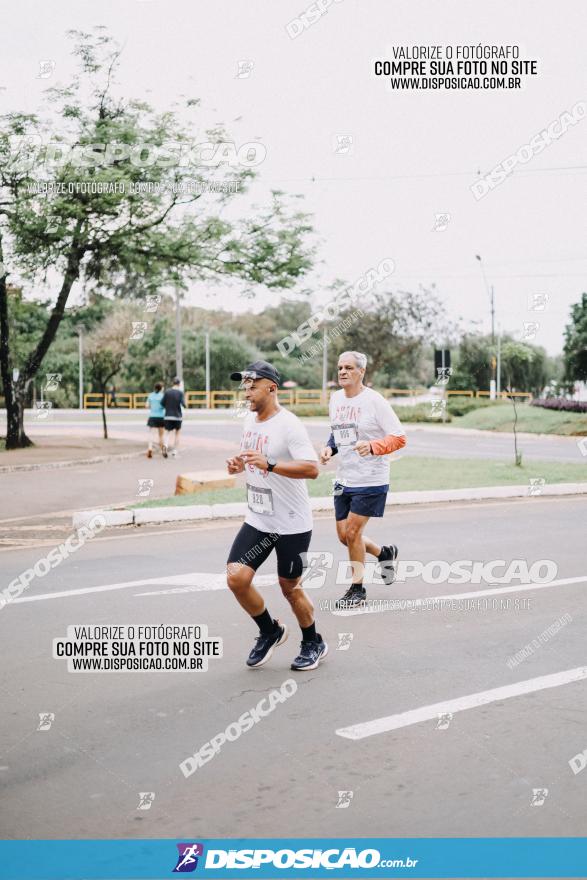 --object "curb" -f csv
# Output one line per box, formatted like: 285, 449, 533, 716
72, 481, 587, 529
408, 424, 587, 441
0, 450, 145, 474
